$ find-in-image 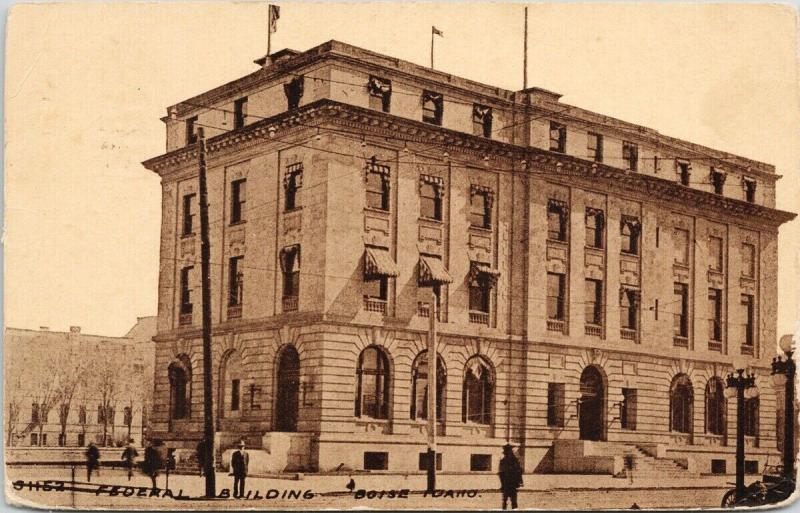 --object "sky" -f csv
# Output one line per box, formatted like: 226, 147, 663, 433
4, 2, 799, 338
